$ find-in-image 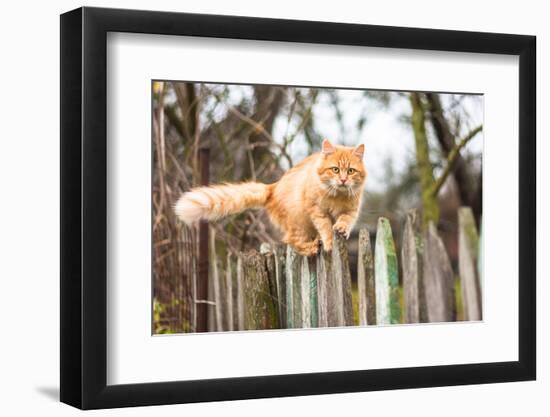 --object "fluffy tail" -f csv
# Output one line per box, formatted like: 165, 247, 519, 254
174, 182, 271, 225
